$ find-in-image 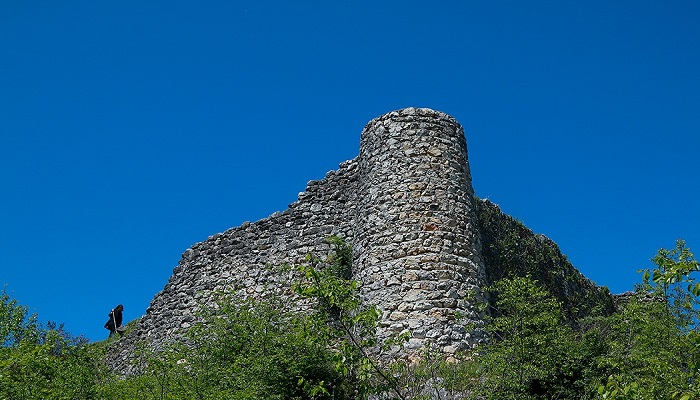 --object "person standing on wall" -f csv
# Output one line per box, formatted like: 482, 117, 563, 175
104, 304, 124, 337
